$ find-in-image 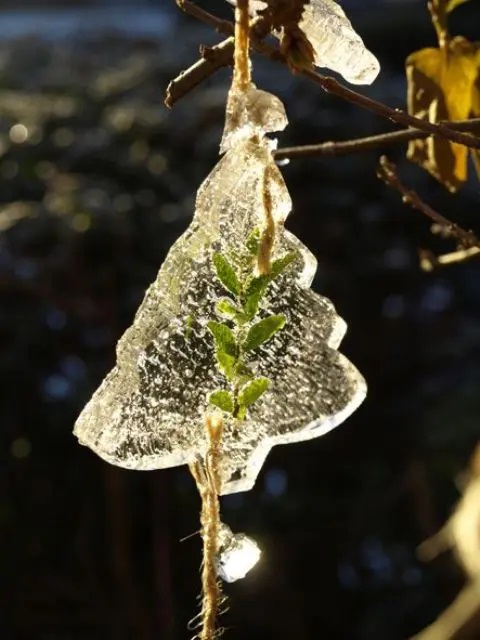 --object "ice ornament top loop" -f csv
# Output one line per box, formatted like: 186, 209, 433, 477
220, 83, 288, 153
